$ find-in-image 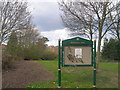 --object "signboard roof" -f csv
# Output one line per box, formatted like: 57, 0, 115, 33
62, 37, 93, 46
